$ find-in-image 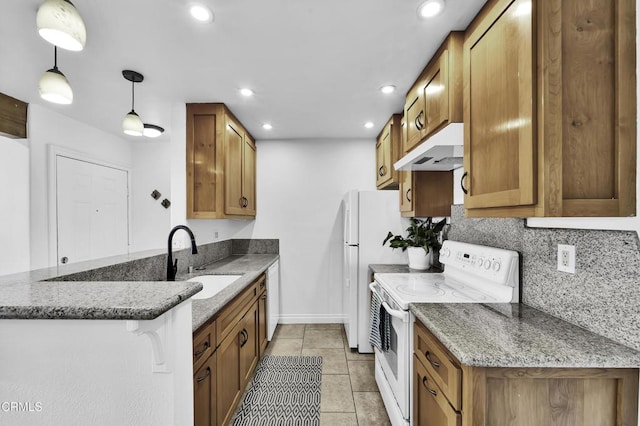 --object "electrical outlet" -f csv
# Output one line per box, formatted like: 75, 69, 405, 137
214, 231, 219, 239
557, 244, 576, 273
